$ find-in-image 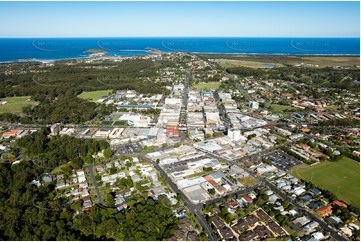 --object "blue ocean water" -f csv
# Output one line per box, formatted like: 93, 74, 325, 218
0, 37, 359, 62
